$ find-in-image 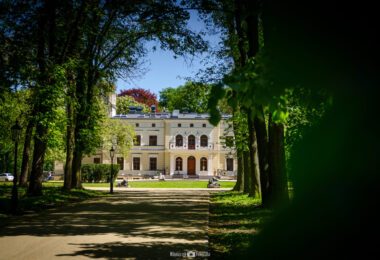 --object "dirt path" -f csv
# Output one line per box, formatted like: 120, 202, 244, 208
0, 190, 213, 260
